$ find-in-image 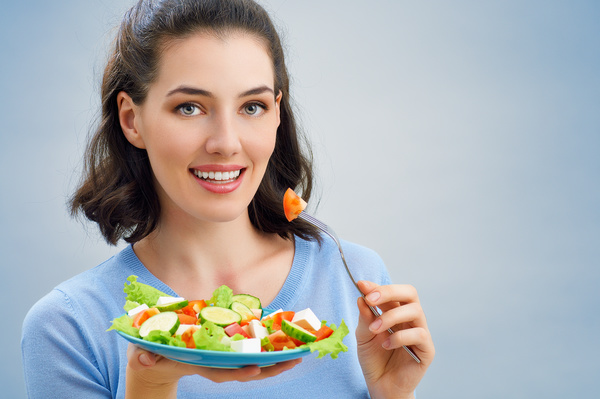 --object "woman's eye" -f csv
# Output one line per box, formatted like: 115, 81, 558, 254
177, 103, 201, 116
243, 103, 266, 116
